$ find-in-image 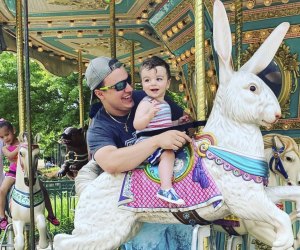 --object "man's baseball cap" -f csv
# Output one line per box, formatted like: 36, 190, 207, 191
85, 56, 123, 91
